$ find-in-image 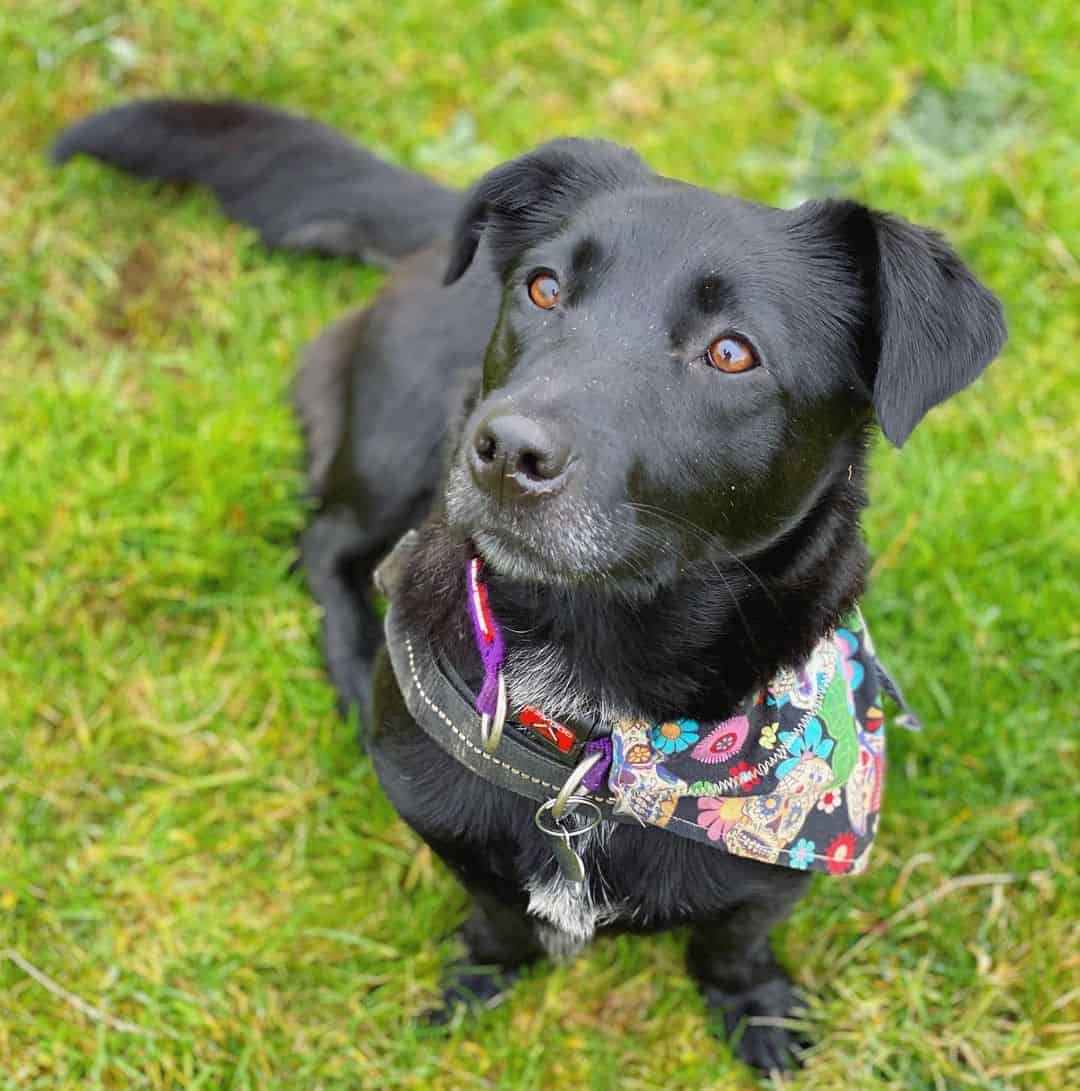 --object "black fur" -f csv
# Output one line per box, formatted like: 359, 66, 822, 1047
53, 99, 1006, 1073
442, 137, 648, 285
52, 99, 461, 263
